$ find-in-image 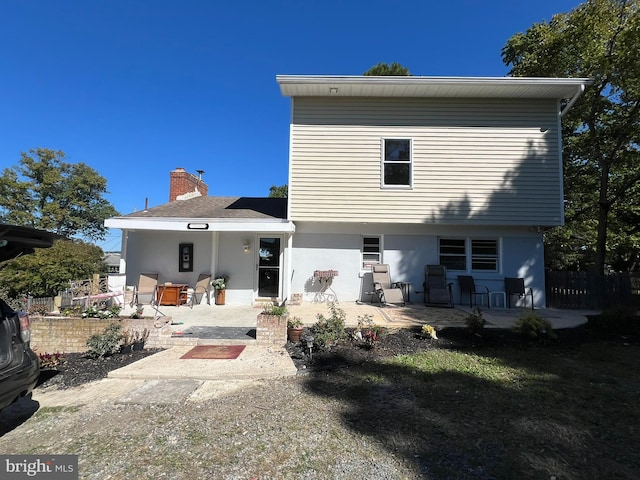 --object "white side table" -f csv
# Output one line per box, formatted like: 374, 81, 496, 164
490, 291, 506, 308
